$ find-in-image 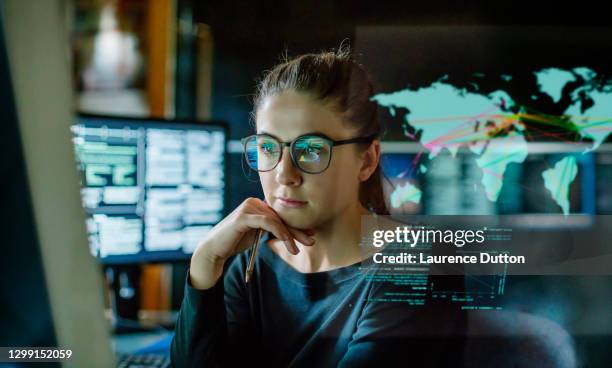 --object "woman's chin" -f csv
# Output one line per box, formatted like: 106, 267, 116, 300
275, 208, 315, 229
